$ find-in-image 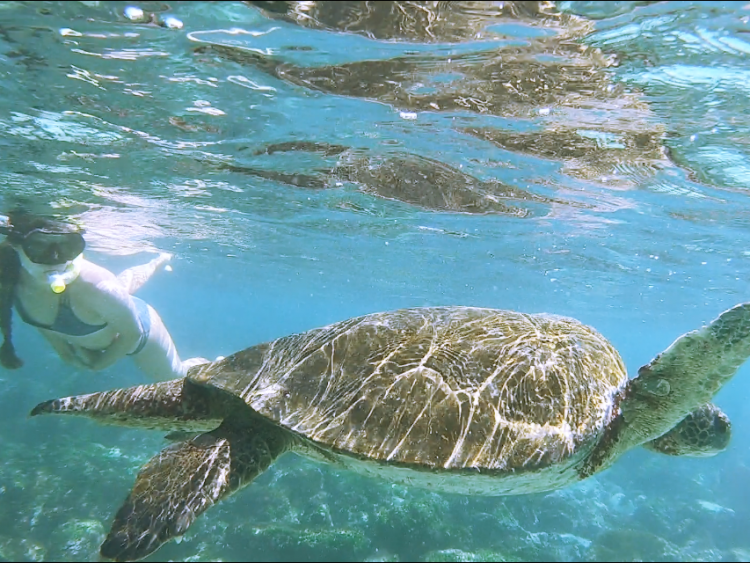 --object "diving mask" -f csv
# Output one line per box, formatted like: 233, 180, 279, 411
17, 252, 84, 294
20, 229, 86, 265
